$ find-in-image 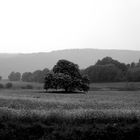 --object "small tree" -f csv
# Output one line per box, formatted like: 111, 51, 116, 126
8, 72, 21, 81
44, 60, 89, 92
44, 73, 54, 90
